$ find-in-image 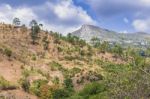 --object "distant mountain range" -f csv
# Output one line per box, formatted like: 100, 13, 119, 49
72, 24, 150, 48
